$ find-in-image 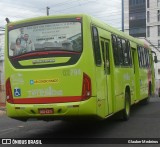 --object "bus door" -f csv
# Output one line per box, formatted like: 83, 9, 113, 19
101, 39, 113, 115
131, 47, 137, 101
